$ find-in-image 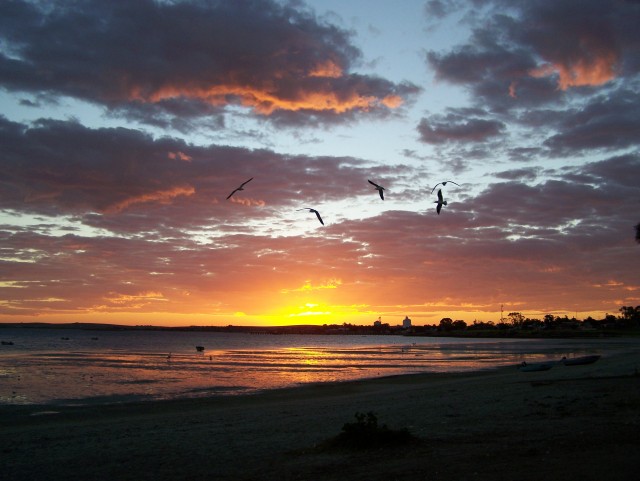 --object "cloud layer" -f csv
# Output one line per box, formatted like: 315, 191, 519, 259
0, 0, 419, 127
1, 0, 639, 325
